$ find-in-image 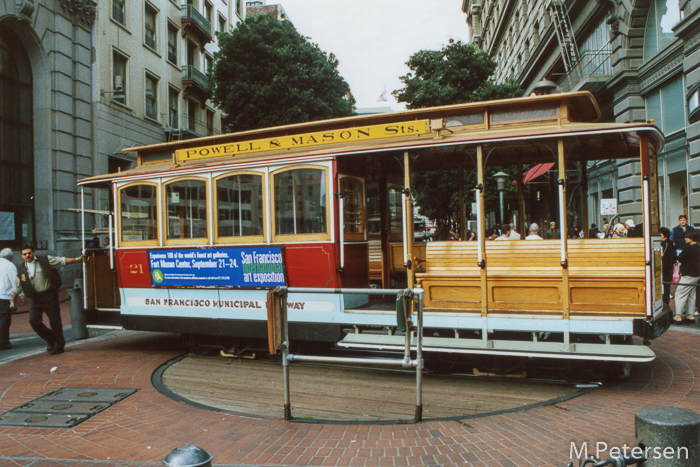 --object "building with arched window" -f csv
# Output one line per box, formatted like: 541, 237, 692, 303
0, 0, 96, 255
463, 0, 700, 230
0, 0, 243, 273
